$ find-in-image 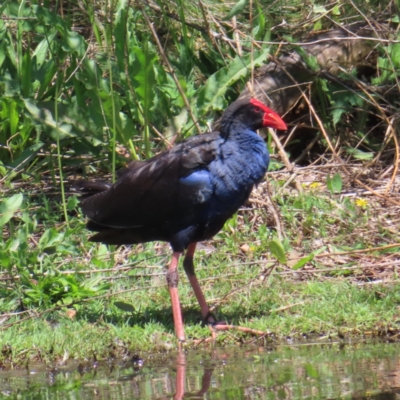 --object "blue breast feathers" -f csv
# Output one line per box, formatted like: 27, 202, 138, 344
210, 131, 270, 195
179, 170, 213, 204
179, 131, 269, 222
